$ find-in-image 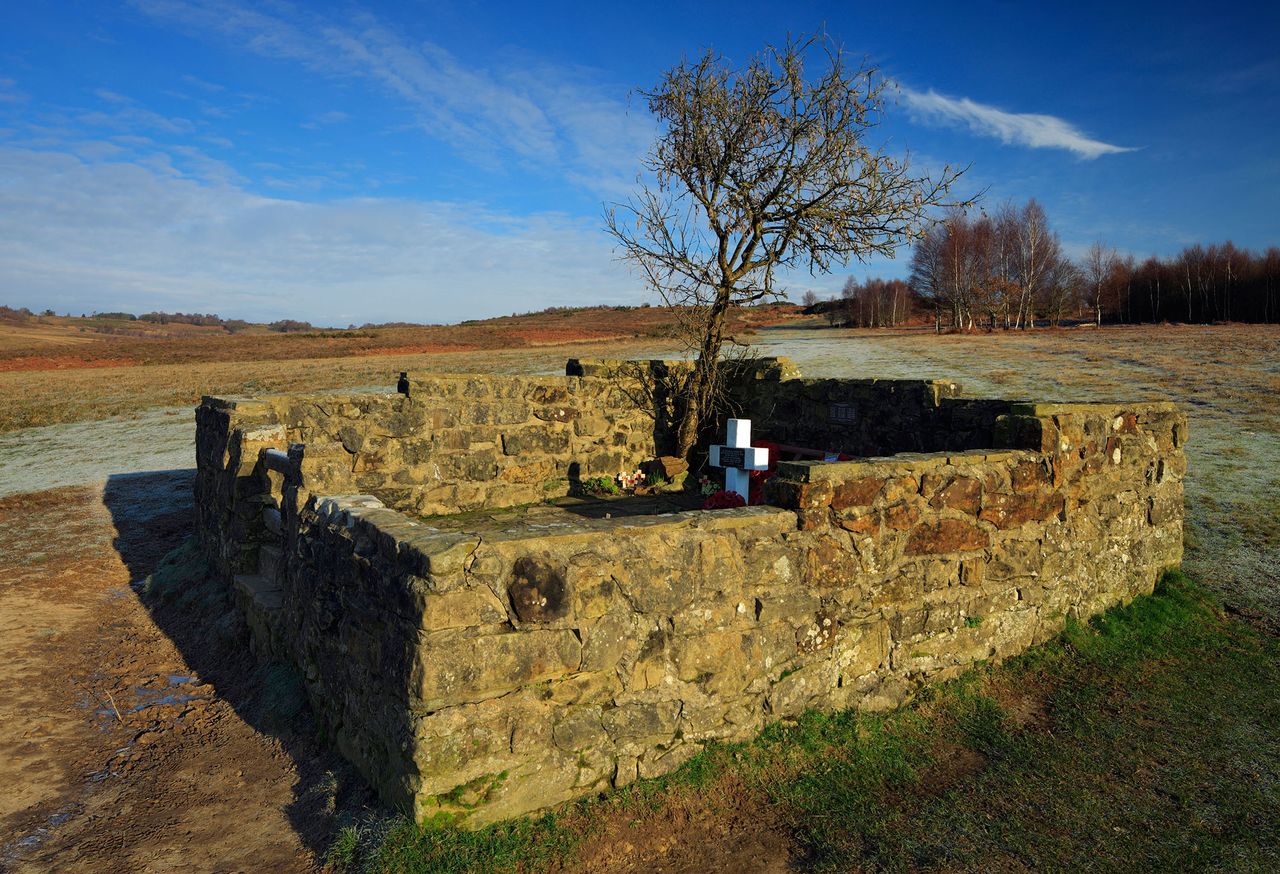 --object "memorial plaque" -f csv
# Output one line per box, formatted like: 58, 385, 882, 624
829, 402, 855, 424
717, 446, 747, 468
